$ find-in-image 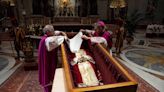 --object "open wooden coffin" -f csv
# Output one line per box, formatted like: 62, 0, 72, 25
60, 33, 137, 92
